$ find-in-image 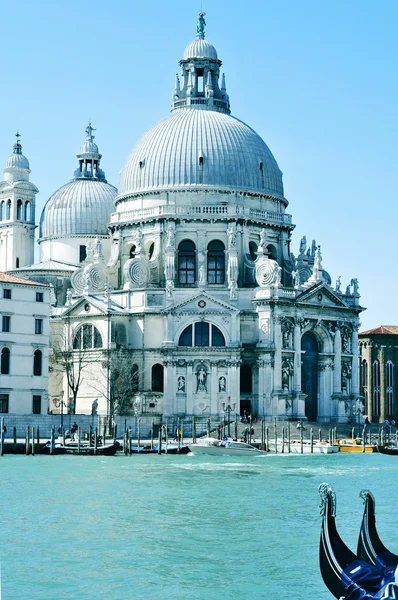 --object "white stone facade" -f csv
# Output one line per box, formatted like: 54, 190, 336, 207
0, 273, 50, 414
0, 16, 365, 423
